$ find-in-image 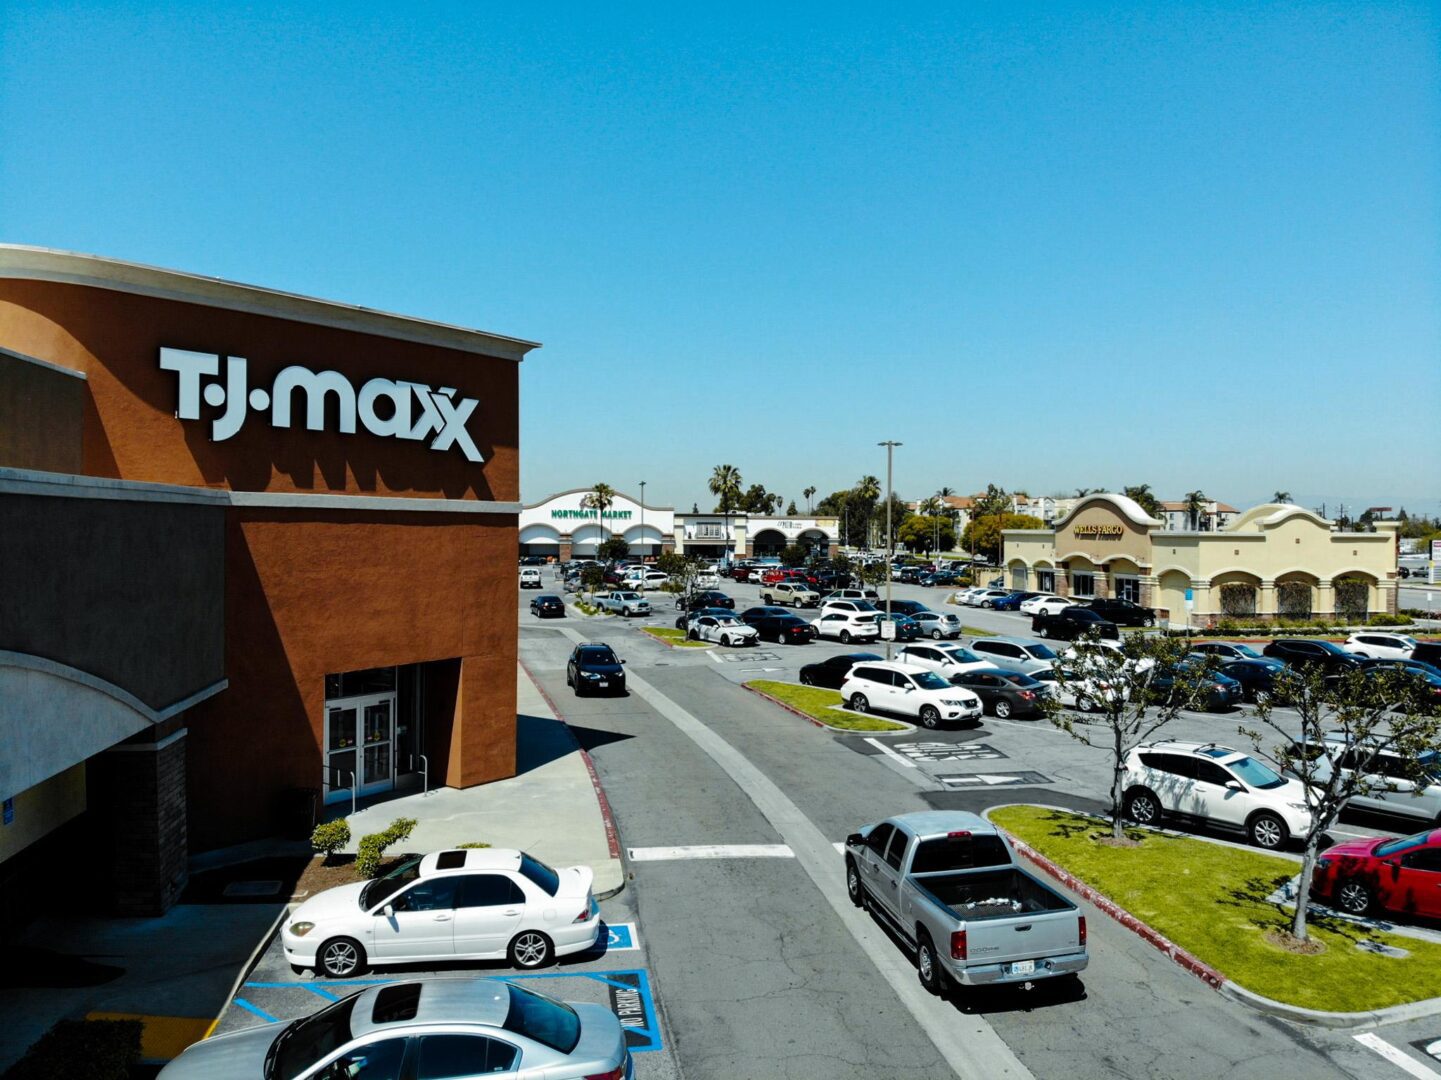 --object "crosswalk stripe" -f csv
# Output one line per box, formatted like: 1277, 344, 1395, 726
628, 844, 795, 861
